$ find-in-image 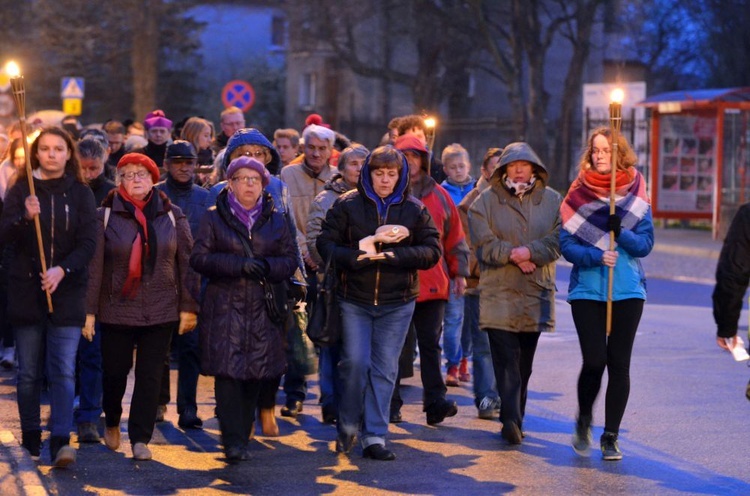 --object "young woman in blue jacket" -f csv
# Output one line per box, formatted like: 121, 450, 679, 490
560, 127, 654, 461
